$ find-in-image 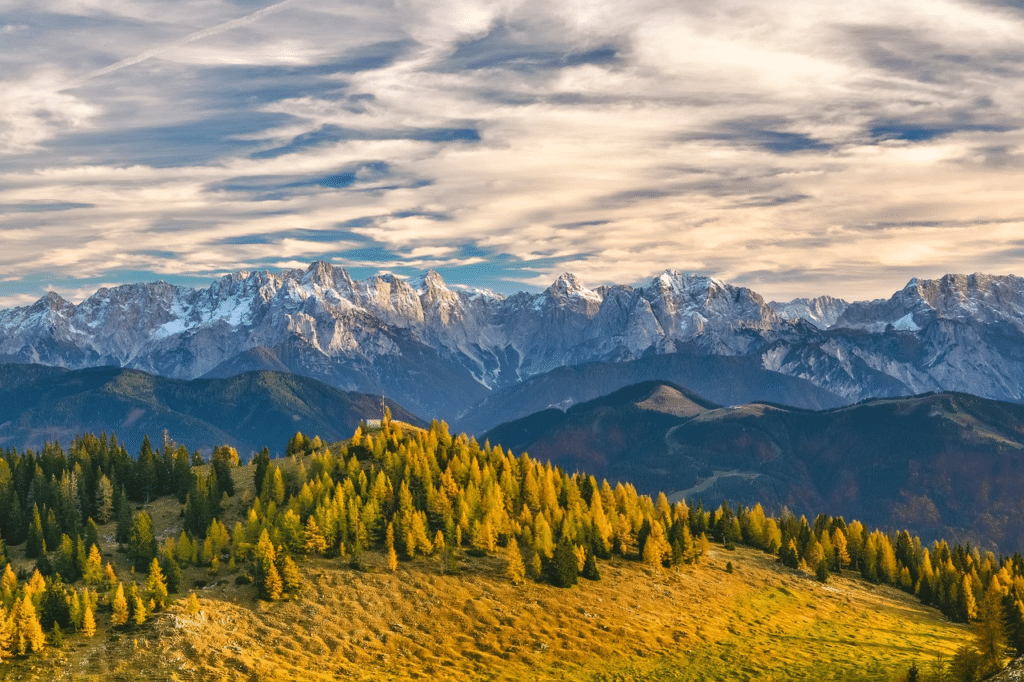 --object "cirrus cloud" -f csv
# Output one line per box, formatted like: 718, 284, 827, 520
1, 0, 1023, 306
